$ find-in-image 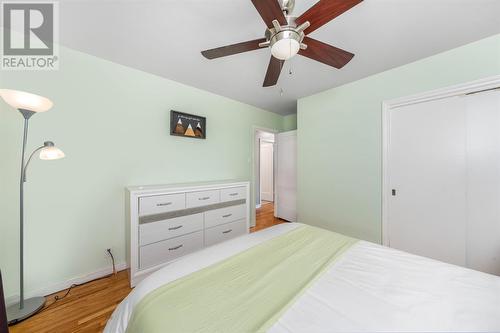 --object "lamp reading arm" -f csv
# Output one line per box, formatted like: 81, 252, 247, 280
22, 146, 45, 183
